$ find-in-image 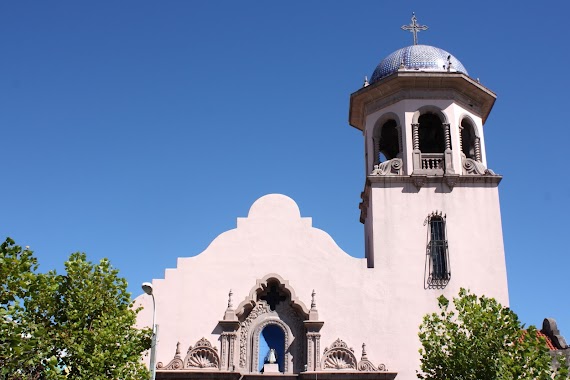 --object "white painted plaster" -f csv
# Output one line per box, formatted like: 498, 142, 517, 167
135, 191, 508, 380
